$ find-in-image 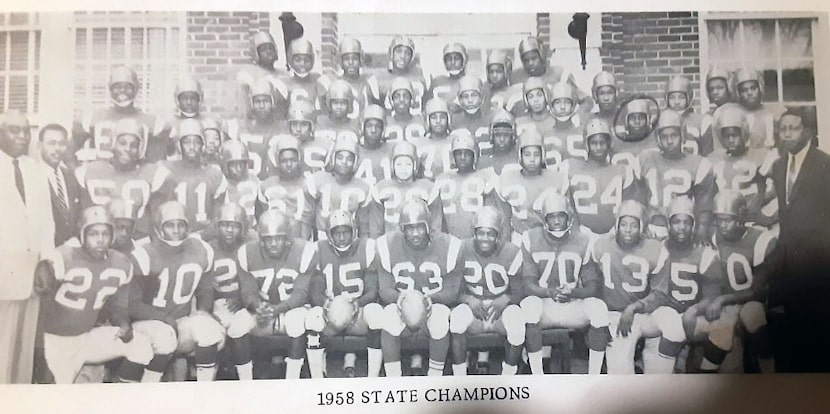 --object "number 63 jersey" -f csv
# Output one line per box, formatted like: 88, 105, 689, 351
376, 231, 462, 296
237, 238, 317, 305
